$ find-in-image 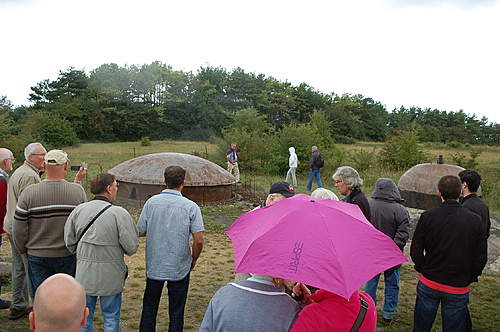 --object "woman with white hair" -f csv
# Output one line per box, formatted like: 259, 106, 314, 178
332, 166, 371, 221
311, 188, 339, 201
